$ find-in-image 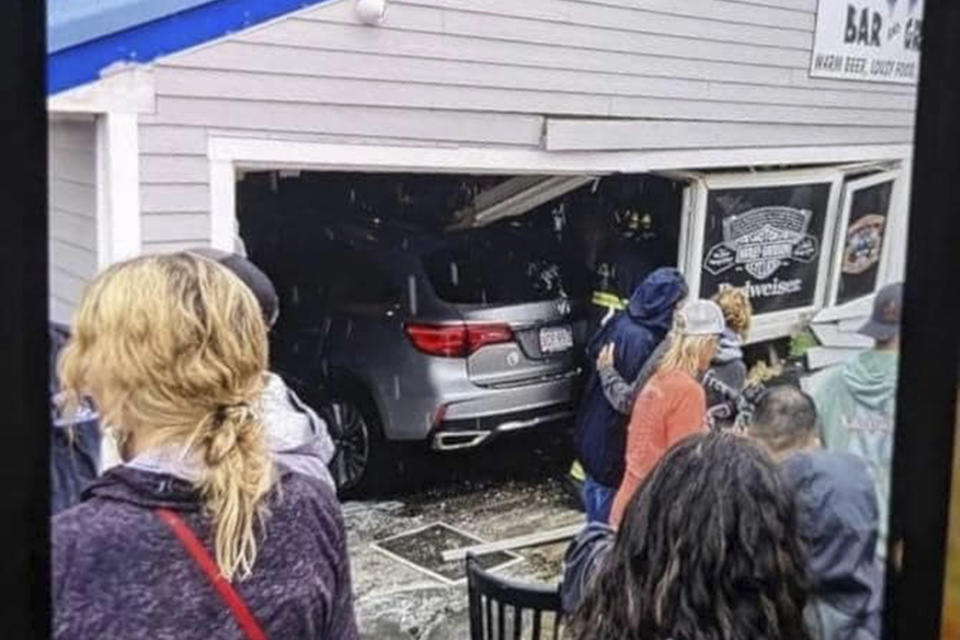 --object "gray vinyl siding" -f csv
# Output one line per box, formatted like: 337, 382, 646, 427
49, 118, 98, 324
137, 0, 918, 249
